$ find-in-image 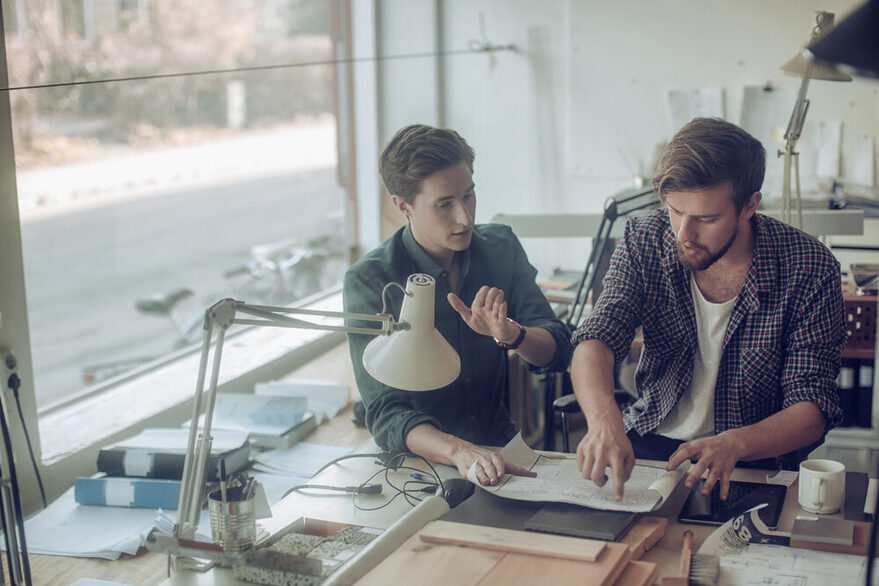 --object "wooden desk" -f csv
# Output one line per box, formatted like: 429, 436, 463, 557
12, 342, 847, 585
153, 455, 810, 586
